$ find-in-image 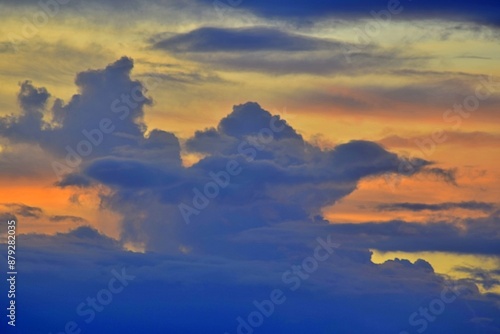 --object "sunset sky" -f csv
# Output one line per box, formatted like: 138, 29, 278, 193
0, 0, 499, 333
